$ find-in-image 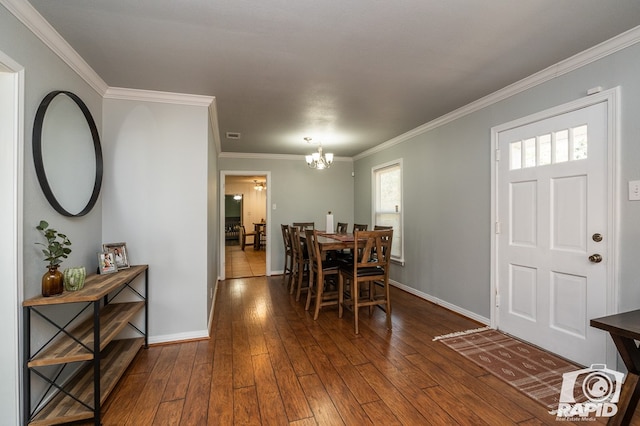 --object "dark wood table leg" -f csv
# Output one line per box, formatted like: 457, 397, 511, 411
608, 335, 640, 425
